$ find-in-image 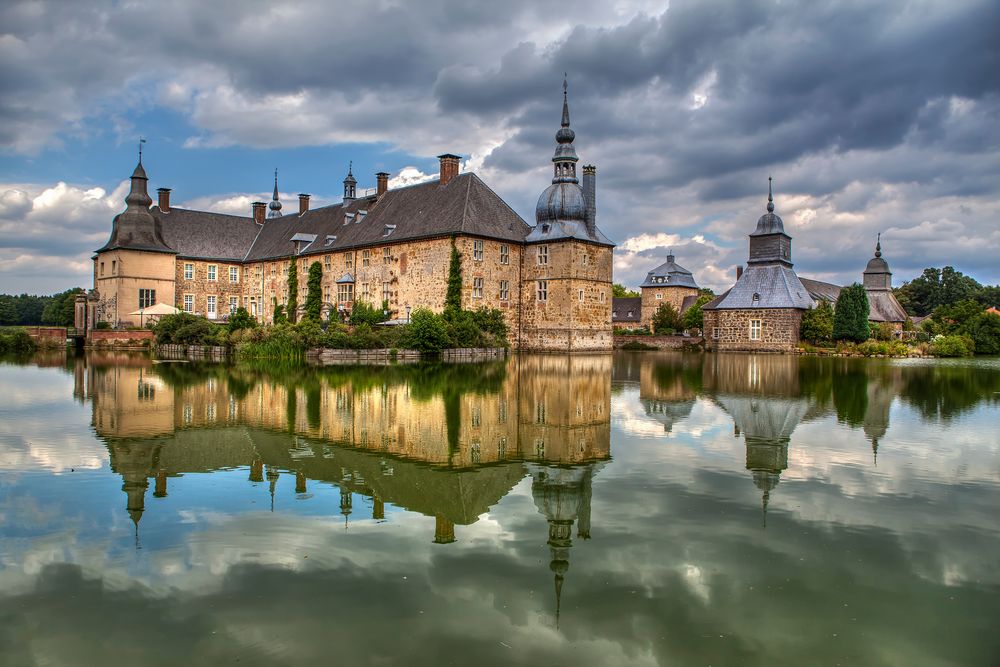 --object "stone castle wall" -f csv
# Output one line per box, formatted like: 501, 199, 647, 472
703, 308, 803, 352
175, 259, 245, 320
640, 285, 698, 330
93, 249, 176, 327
